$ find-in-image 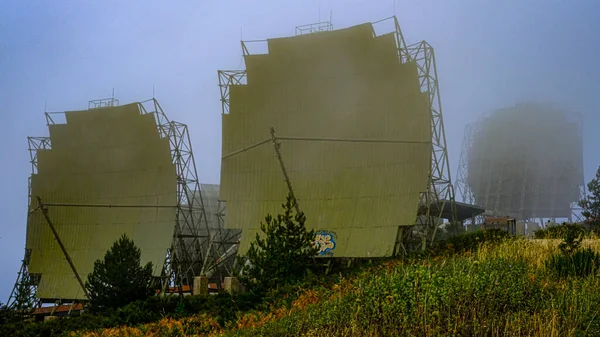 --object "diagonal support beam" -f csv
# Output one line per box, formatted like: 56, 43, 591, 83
269, 127, 301, 214
36, 197, 89, 299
